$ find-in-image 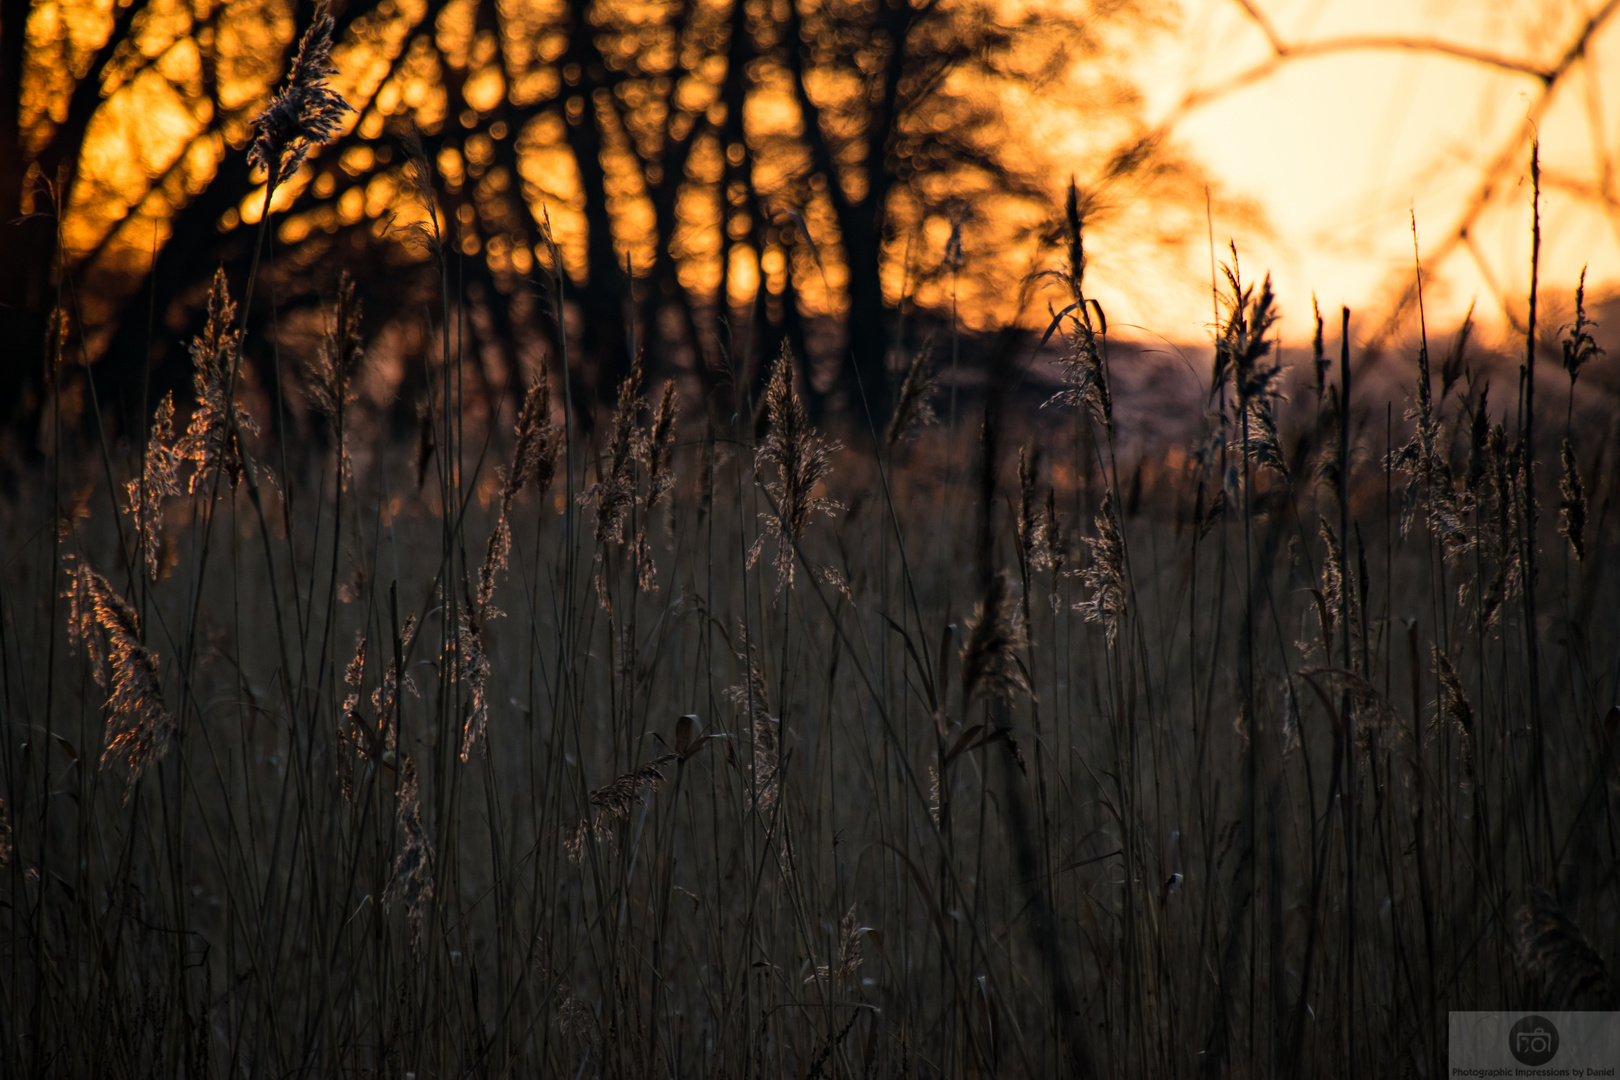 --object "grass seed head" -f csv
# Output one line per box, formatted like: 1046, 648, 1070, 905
126, 392, 182, 578
1559, 437, 1587, 562
383, 756, 435, 940
1561, 266, 1604, 386
751, 344, 841, 593
456, 610, 491, 761
580, 355, 642, 544
1517, 887, 1609, 1007
636, 379, 678, 514
886, 336, 940, 449
961, 571, 1030, 707
1077, 491, 1127, 645
249, 3, 353, 184
177, 269, 256, 494
68, 562, 174, 788
305, 271, 364, 489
